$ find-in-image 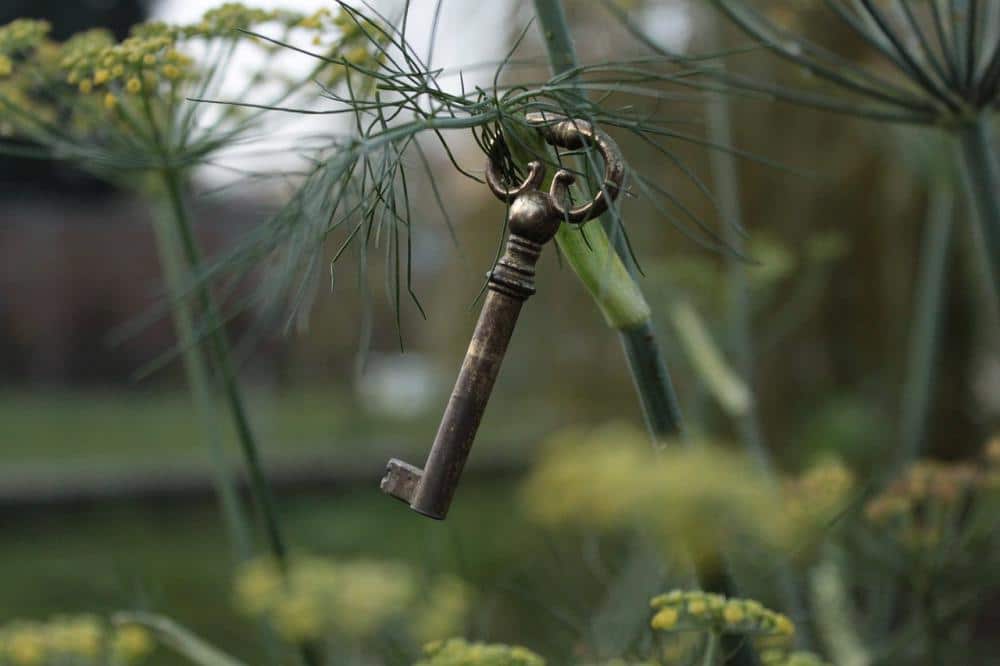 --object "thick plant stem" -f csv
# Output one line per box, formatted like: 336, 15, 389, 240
507, 124, 683, 439
703, 21, 813, 648
620, 321, 685, 438
531, 0, 684, 441
704, 71, 774, 475
556, 220, 684, 437
159, 168, 289, 568
956, 114, 1000, 309
151, 209, 252, 563
160, 170, 324, 666
897, 185, 954, 466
